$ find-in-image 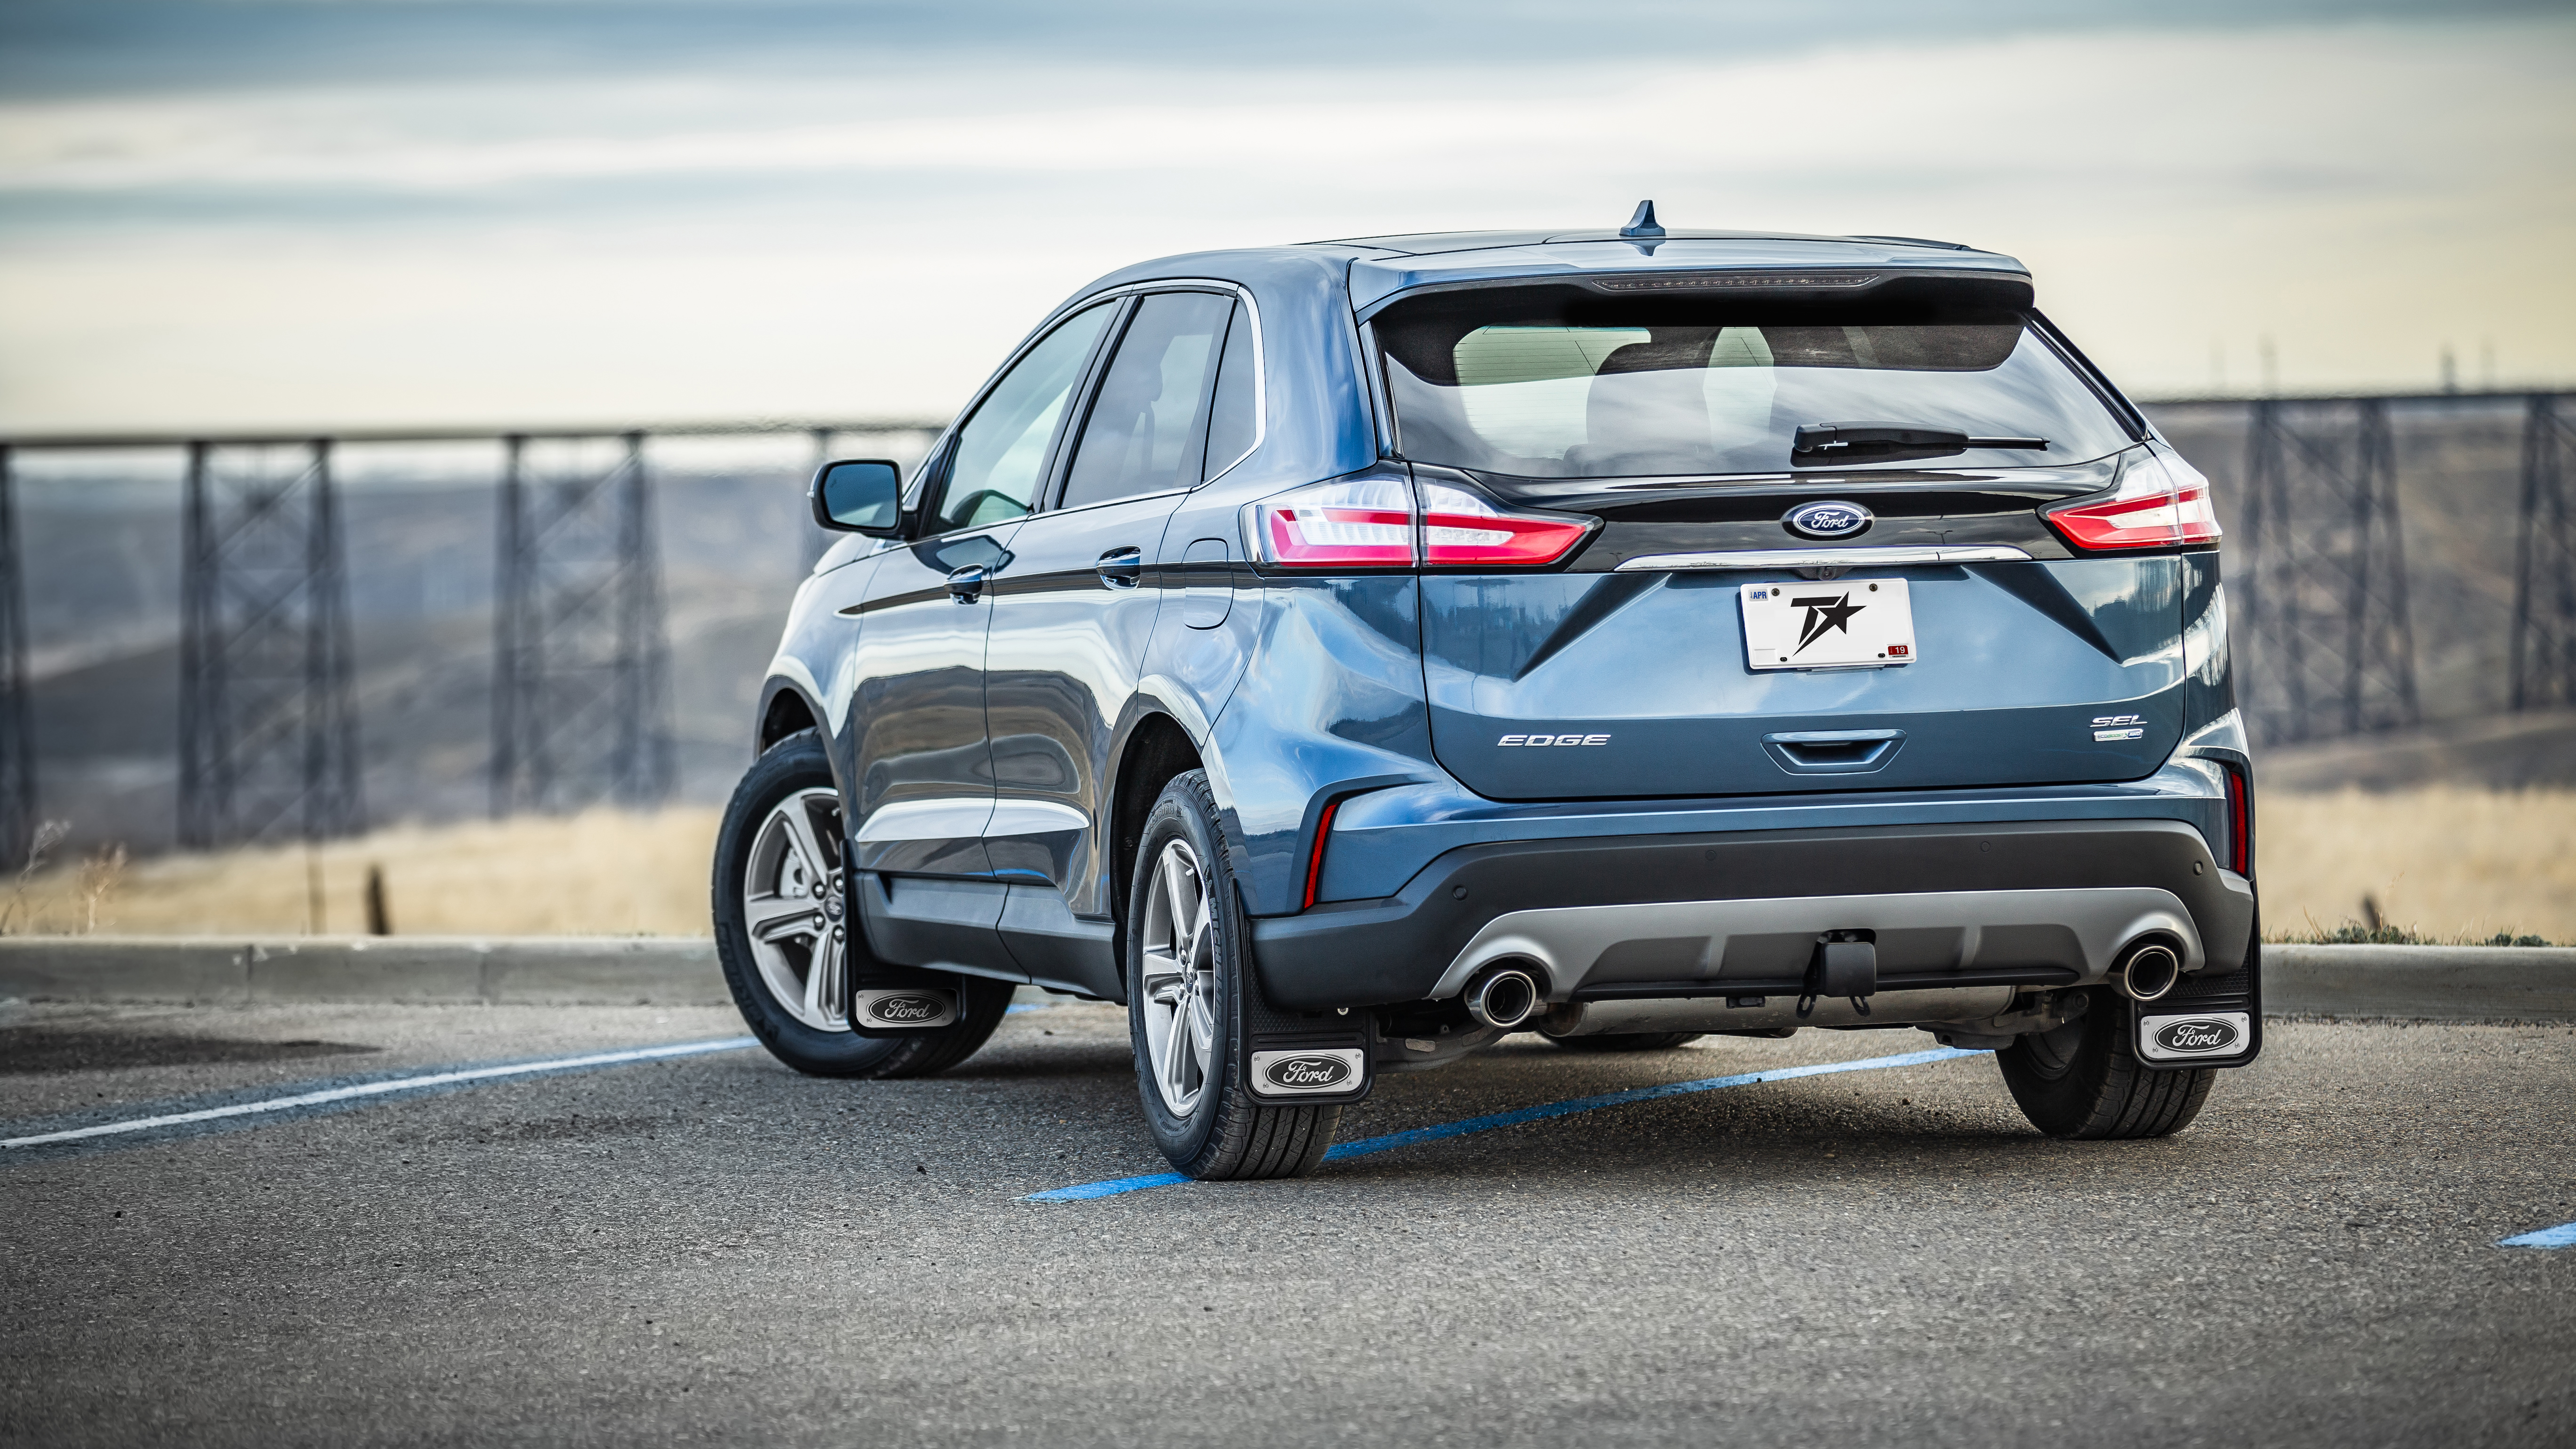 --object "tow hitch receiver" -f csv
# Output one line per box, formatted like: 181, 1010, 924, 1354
1800, 932, 1878, 1018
